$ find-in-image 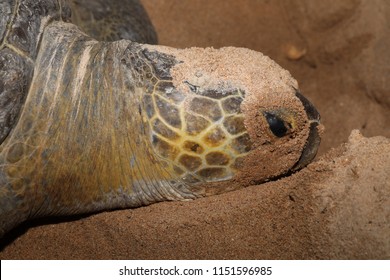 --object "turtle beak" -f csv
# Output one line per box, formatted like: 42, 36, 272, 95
292, 90, 322, 171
